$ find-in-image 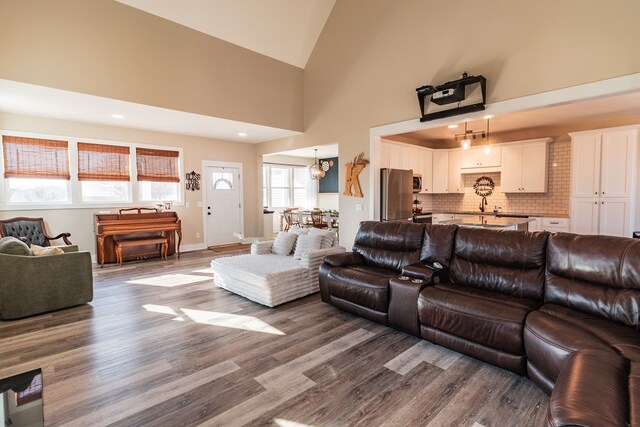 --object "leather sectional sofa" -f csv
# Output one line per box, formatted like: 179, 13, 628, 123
319, 221, 640, 426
